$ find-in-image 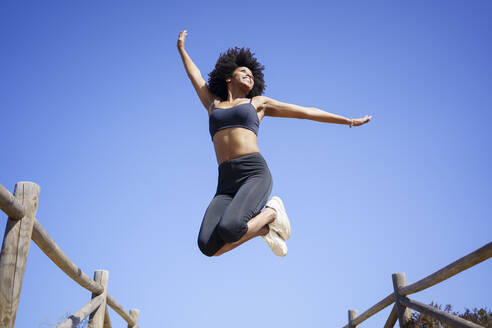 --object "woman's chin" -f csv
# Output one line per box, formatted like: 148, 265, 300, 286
241, 85, 253, 94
